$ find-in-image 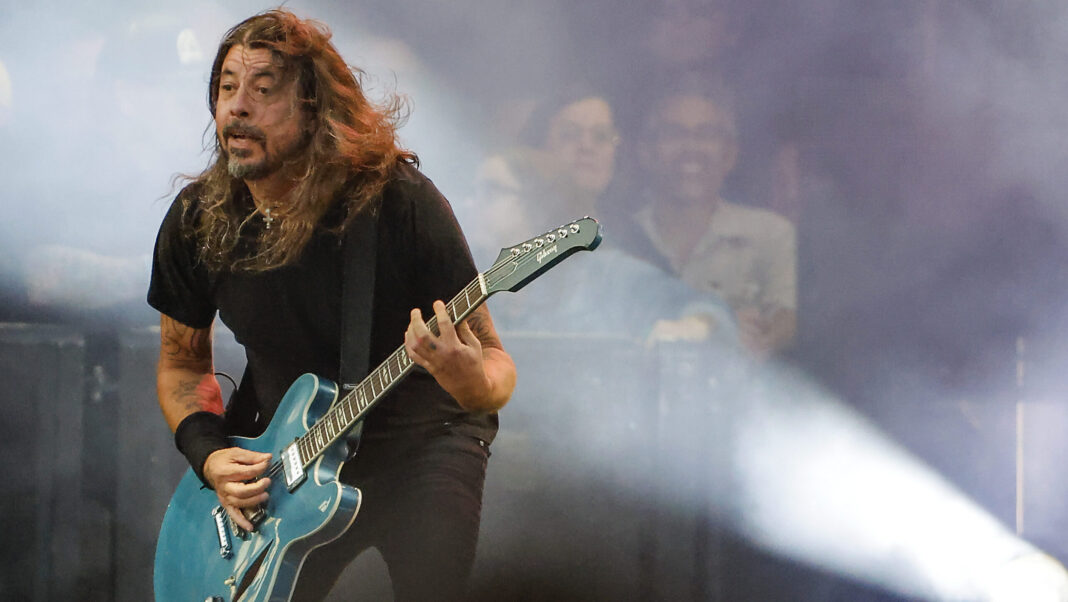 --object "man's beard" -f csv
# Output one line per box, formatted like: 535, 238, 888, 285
226, 139, 306, 180
227, 148, 272, 179
222, 123, 310, 180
